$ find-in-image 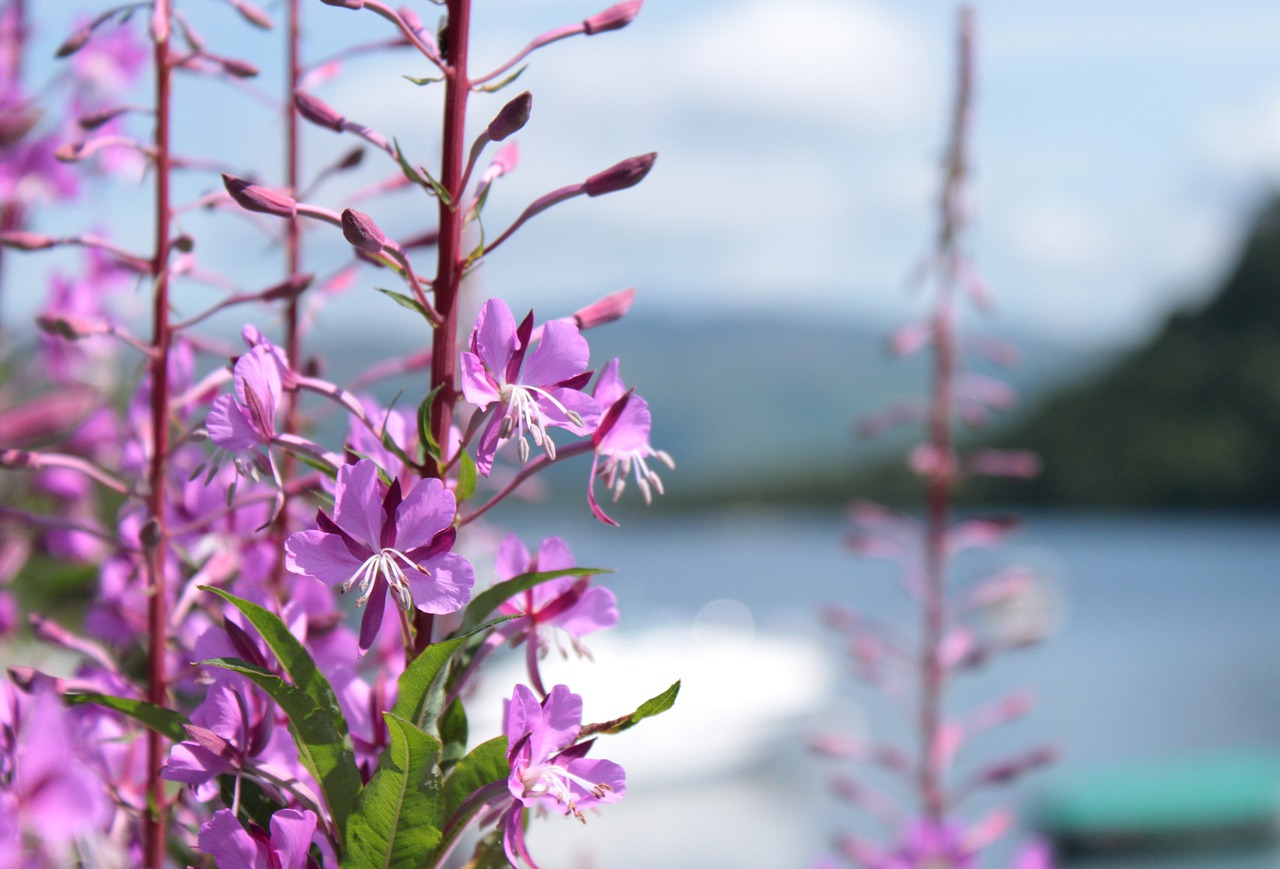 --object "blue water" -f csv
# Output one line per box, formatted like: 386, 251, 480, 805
492, 506, 1280, 868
